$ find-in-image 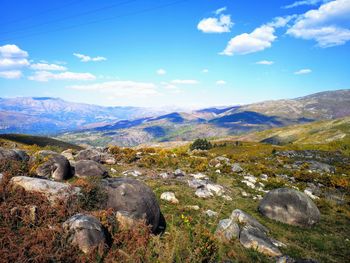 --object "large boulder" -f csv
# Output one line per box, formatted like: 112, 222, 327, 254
0, 147, 29, 161
75, 149, 116, 165
240, 225, 282, 257
101, 177, 161, 233
258, 188, 320, 227
63, 214, 107, 254
10, 176, 80, 203
74, 160, 108, 178
34, 151, 72, 181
